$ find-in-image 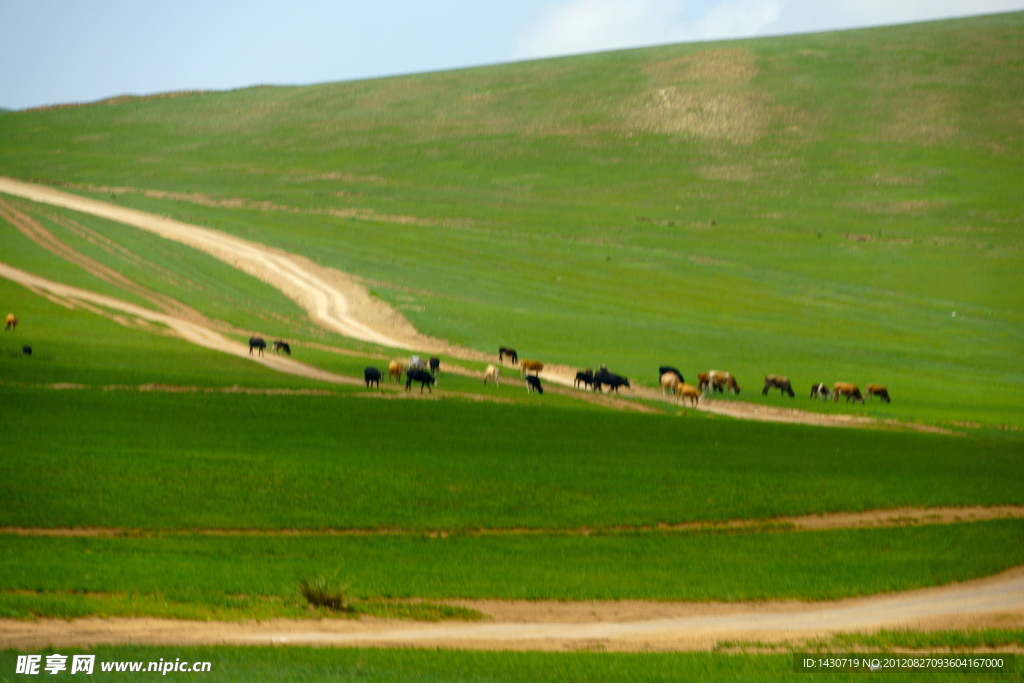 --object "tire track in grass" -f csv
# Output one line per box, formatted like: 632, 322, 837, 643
3, 505, 1022, 538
